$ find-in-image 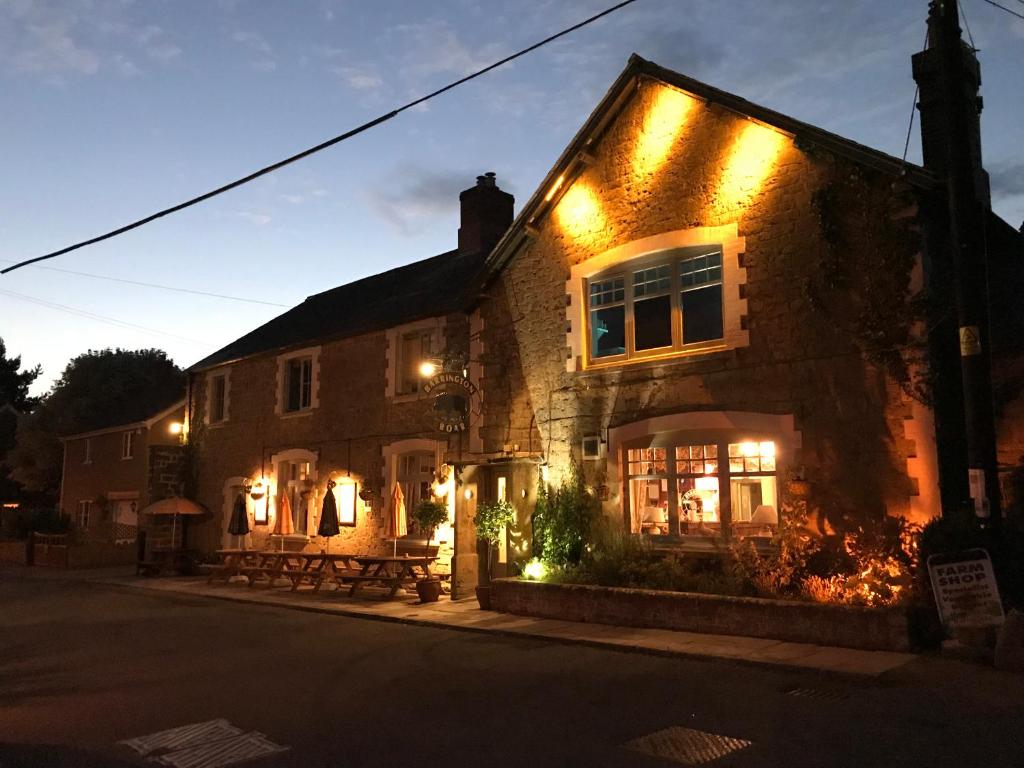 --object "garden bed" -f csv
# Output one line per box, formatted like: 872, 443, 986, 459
490, 577, 911, 652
